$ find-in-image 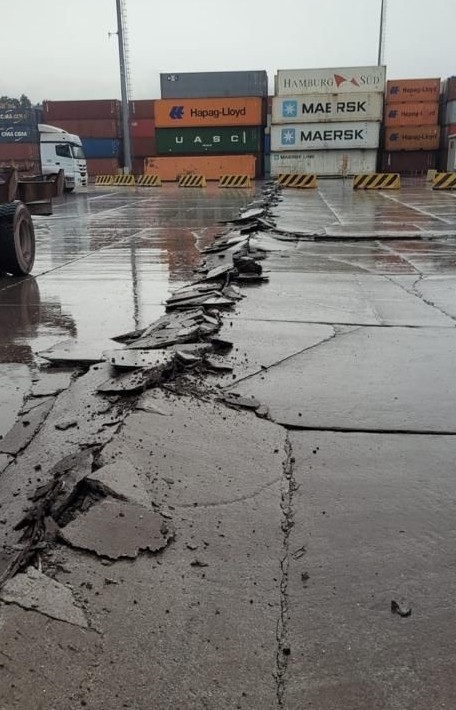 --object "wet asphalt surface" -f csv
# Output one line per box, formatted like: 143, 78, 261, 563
2, 179, 456, 708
